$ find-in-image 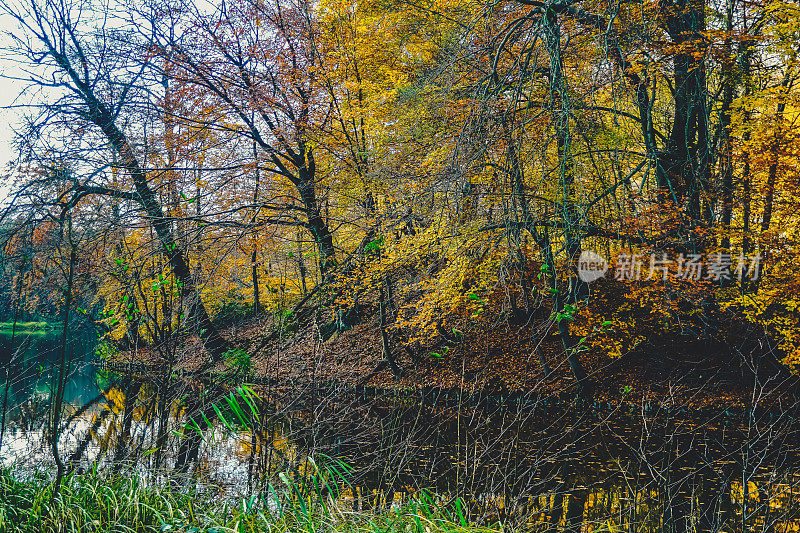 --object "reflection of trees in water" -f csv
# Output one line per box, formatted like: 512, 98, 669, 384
282, 385, 800, 530
4, 337, 800, 533
0, 330, 99, 430
27, 365, 799, 532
